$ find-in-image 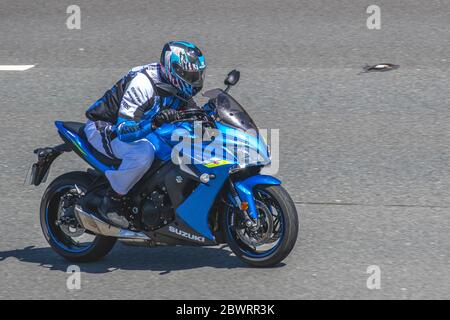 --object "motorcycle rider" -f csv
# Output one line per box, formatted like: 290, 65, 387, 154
83, 41, 206, 228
